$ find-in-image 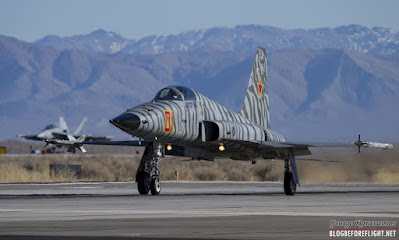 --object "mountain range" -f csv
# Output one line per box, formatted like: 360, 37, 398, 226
35, 25, 399, 55
1, 24, 398, 142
